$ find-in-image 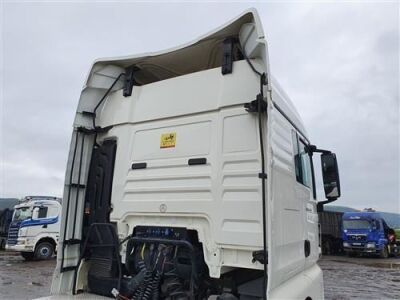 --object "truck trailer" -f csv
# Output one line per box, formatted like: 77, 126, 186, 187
318, 211, 343, 255
47, 9, 341, 300
6, 196, 62, 260
0, 198, 19, 249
